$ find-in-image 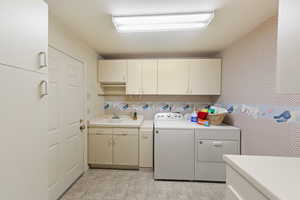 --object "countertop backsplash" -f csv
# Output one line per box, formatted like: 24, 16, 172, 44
104, 101, 212, 120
